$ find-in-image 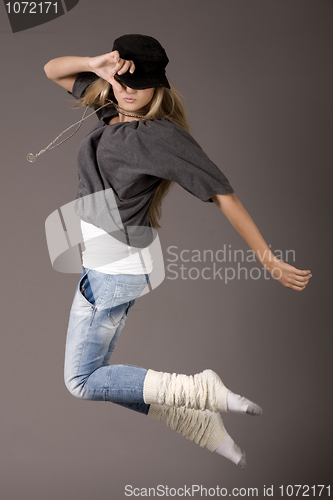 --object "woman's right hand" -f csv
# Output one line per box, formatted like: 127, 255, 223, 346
88, 51, 135, 91
44, 52, 135, 92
